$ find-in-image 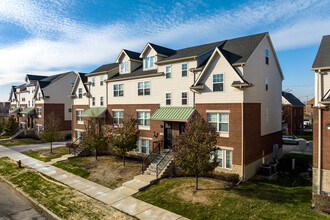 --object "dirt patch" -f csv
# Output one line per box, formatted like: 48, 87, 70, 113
67, 156, 141, 189
170, 178, 226, 205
